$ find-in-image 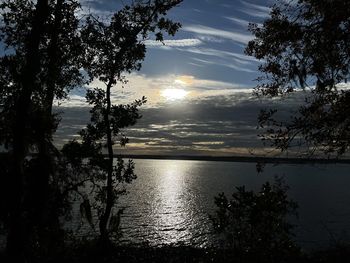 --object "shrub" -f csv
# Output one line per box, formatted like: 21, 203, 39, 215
211, 178, 300, 261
